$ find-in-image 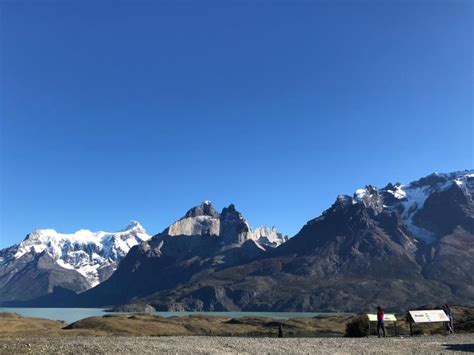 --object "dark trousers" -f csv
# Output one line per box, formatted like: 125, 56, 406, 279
377, 320, 386, 337
448, 316, 454, 334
